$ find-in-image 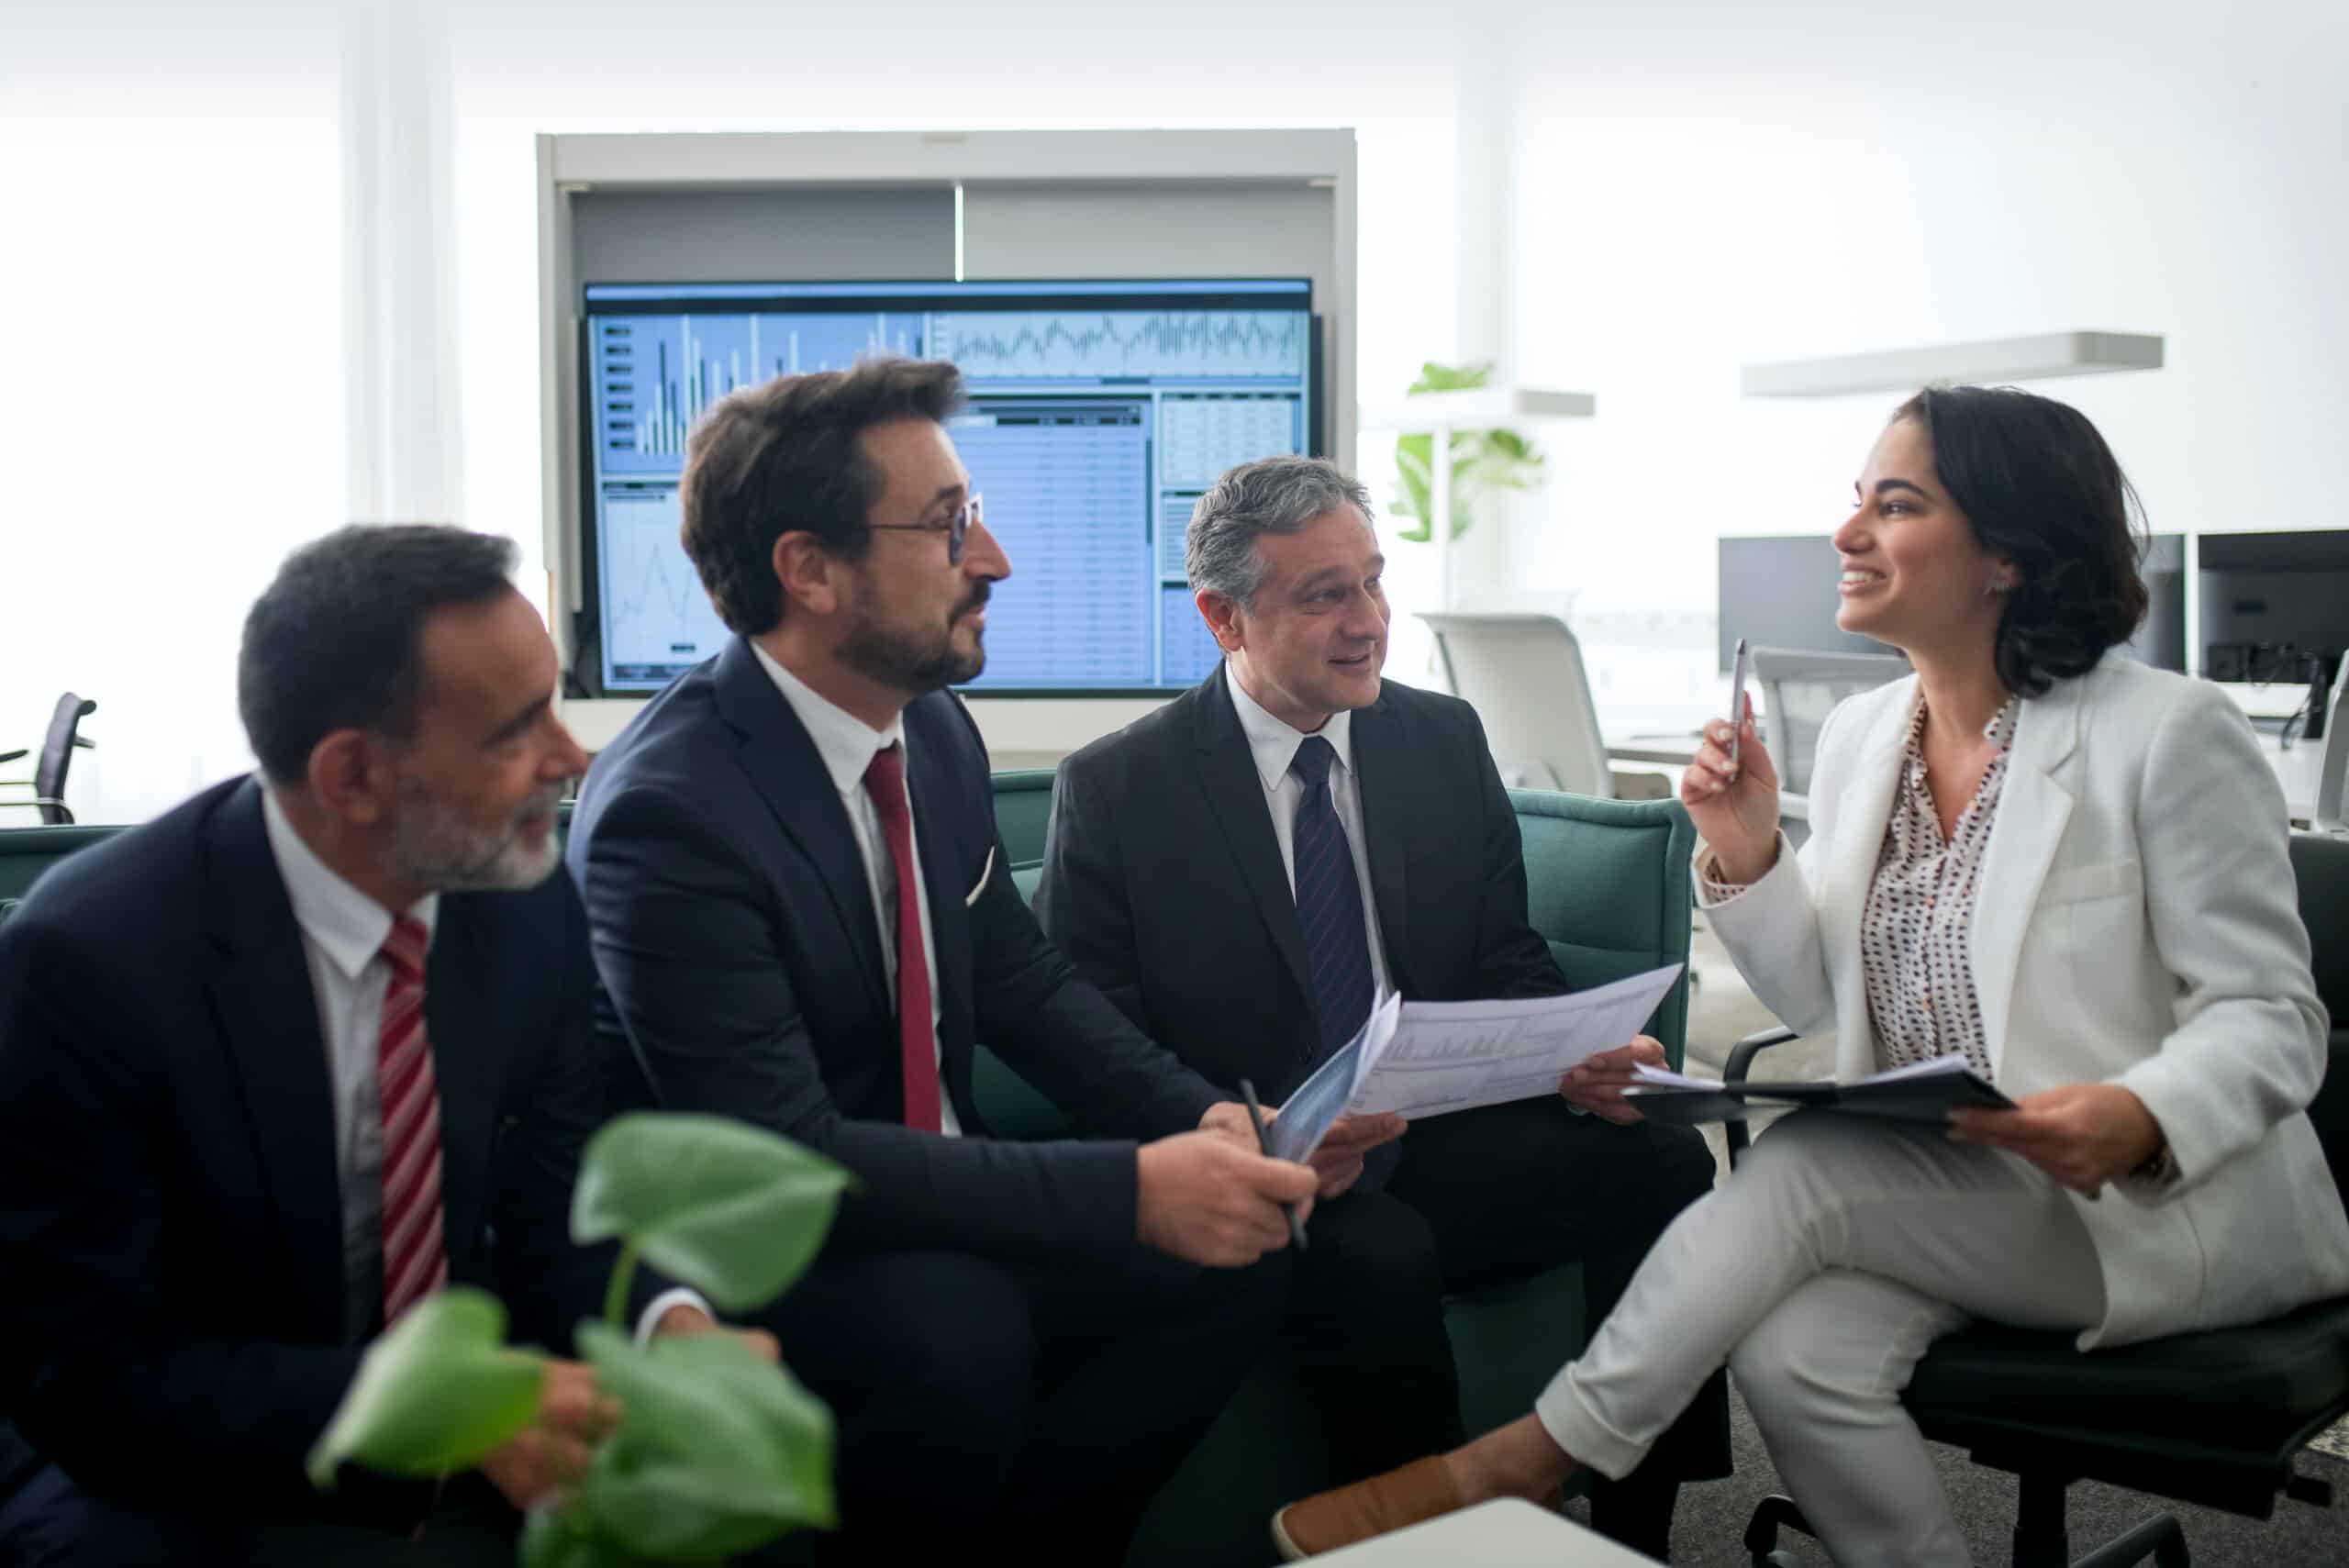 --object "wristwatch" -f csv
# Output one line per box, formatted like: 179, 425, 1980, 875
2130, 1140, 2180, 1189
